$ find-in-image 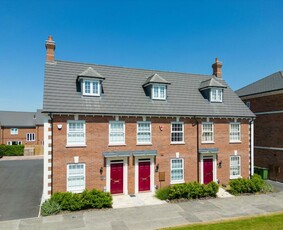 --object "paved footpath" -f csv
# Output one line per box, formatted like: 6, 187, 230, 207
1, 191, 283, 230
